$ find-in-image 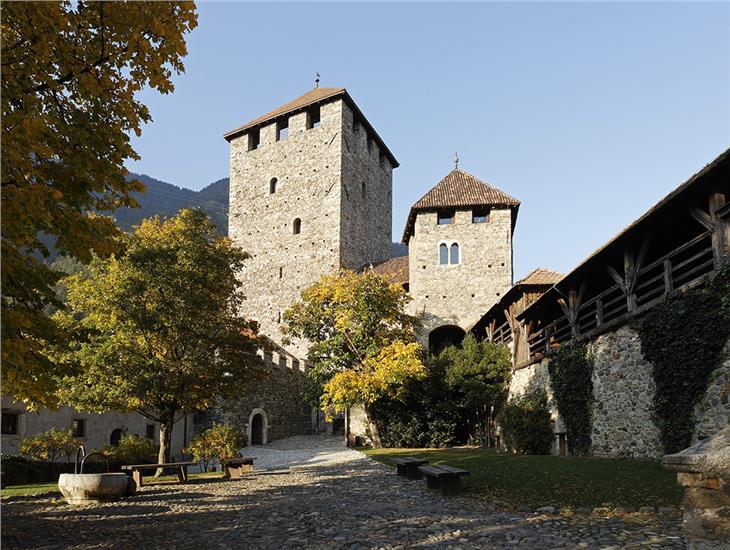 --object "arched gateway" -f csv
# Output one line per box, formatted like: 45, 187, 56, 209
428, 325, 466, 355
248, 408, 268, 446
